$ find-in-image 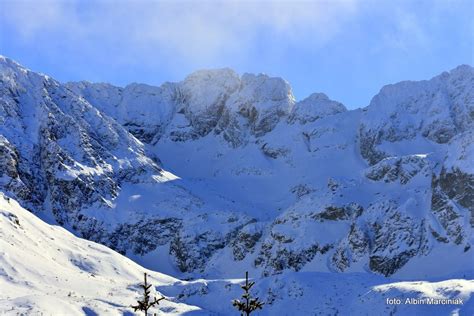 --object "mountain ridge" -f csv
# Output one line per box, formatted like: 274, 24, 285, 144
0, 56, 472, 283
